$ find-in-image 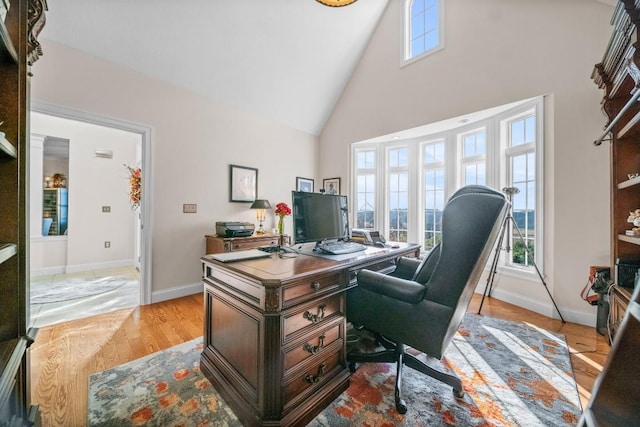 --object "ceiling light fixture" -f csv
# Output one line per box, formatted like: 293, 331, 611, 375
316, 0, 358, 7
